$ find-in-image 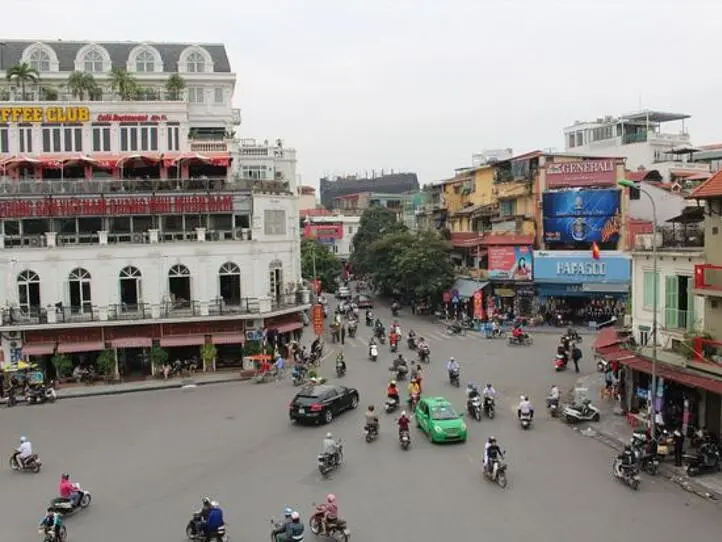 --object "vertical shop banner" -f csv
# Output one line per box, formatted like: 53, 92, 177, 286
488, 246, 533, 280
543, 189, 621, 244
473, 291, 484, 319
312, 304, 324, 336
